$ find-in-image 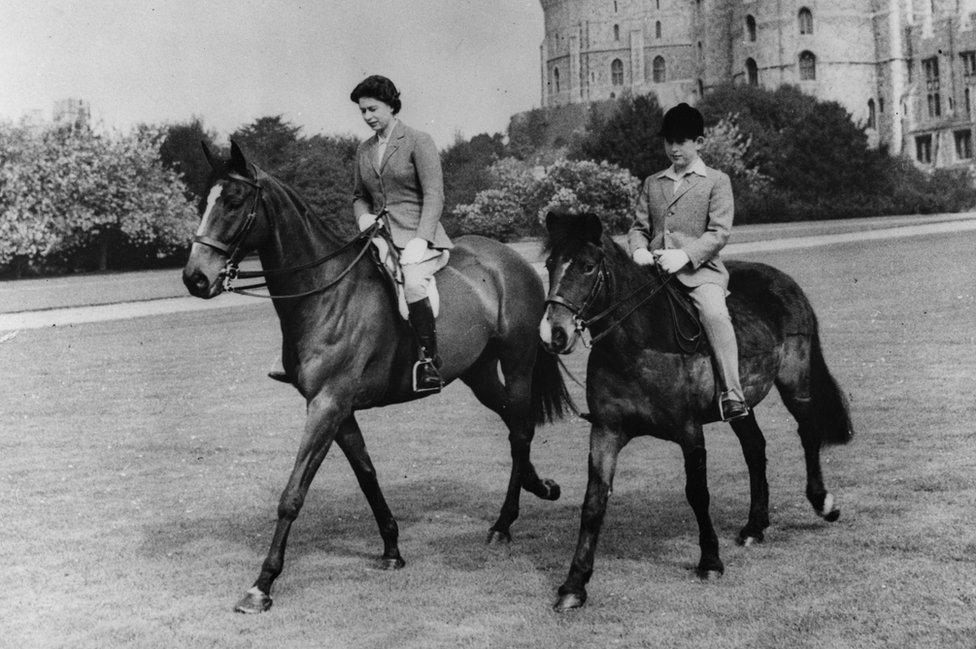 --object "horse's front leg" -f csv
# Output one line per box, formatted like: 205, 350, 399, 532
335, 415, 405, 569
235, 393, 347, 614
729, 411, 770, 545
681, 424, 724, 580
554, 425, 627, 611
